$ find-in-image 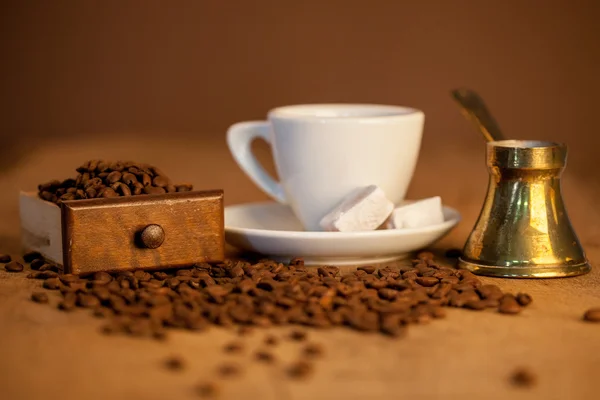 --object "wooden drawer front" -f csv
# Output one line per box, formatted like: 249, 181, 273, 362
61, 190, 224, 275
